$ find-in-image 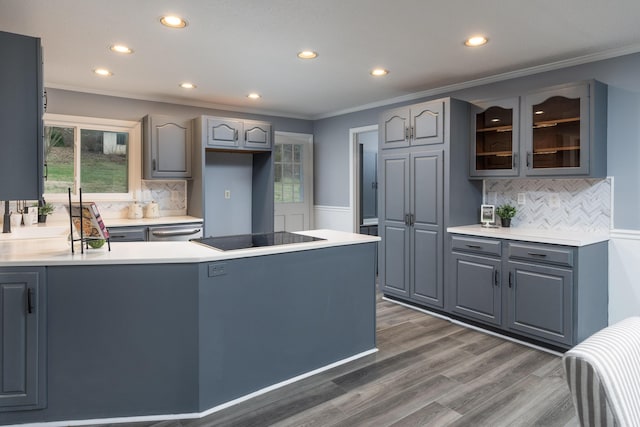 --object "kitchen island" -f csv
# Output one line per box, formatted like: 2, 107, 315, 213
0, 230, 379, 426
